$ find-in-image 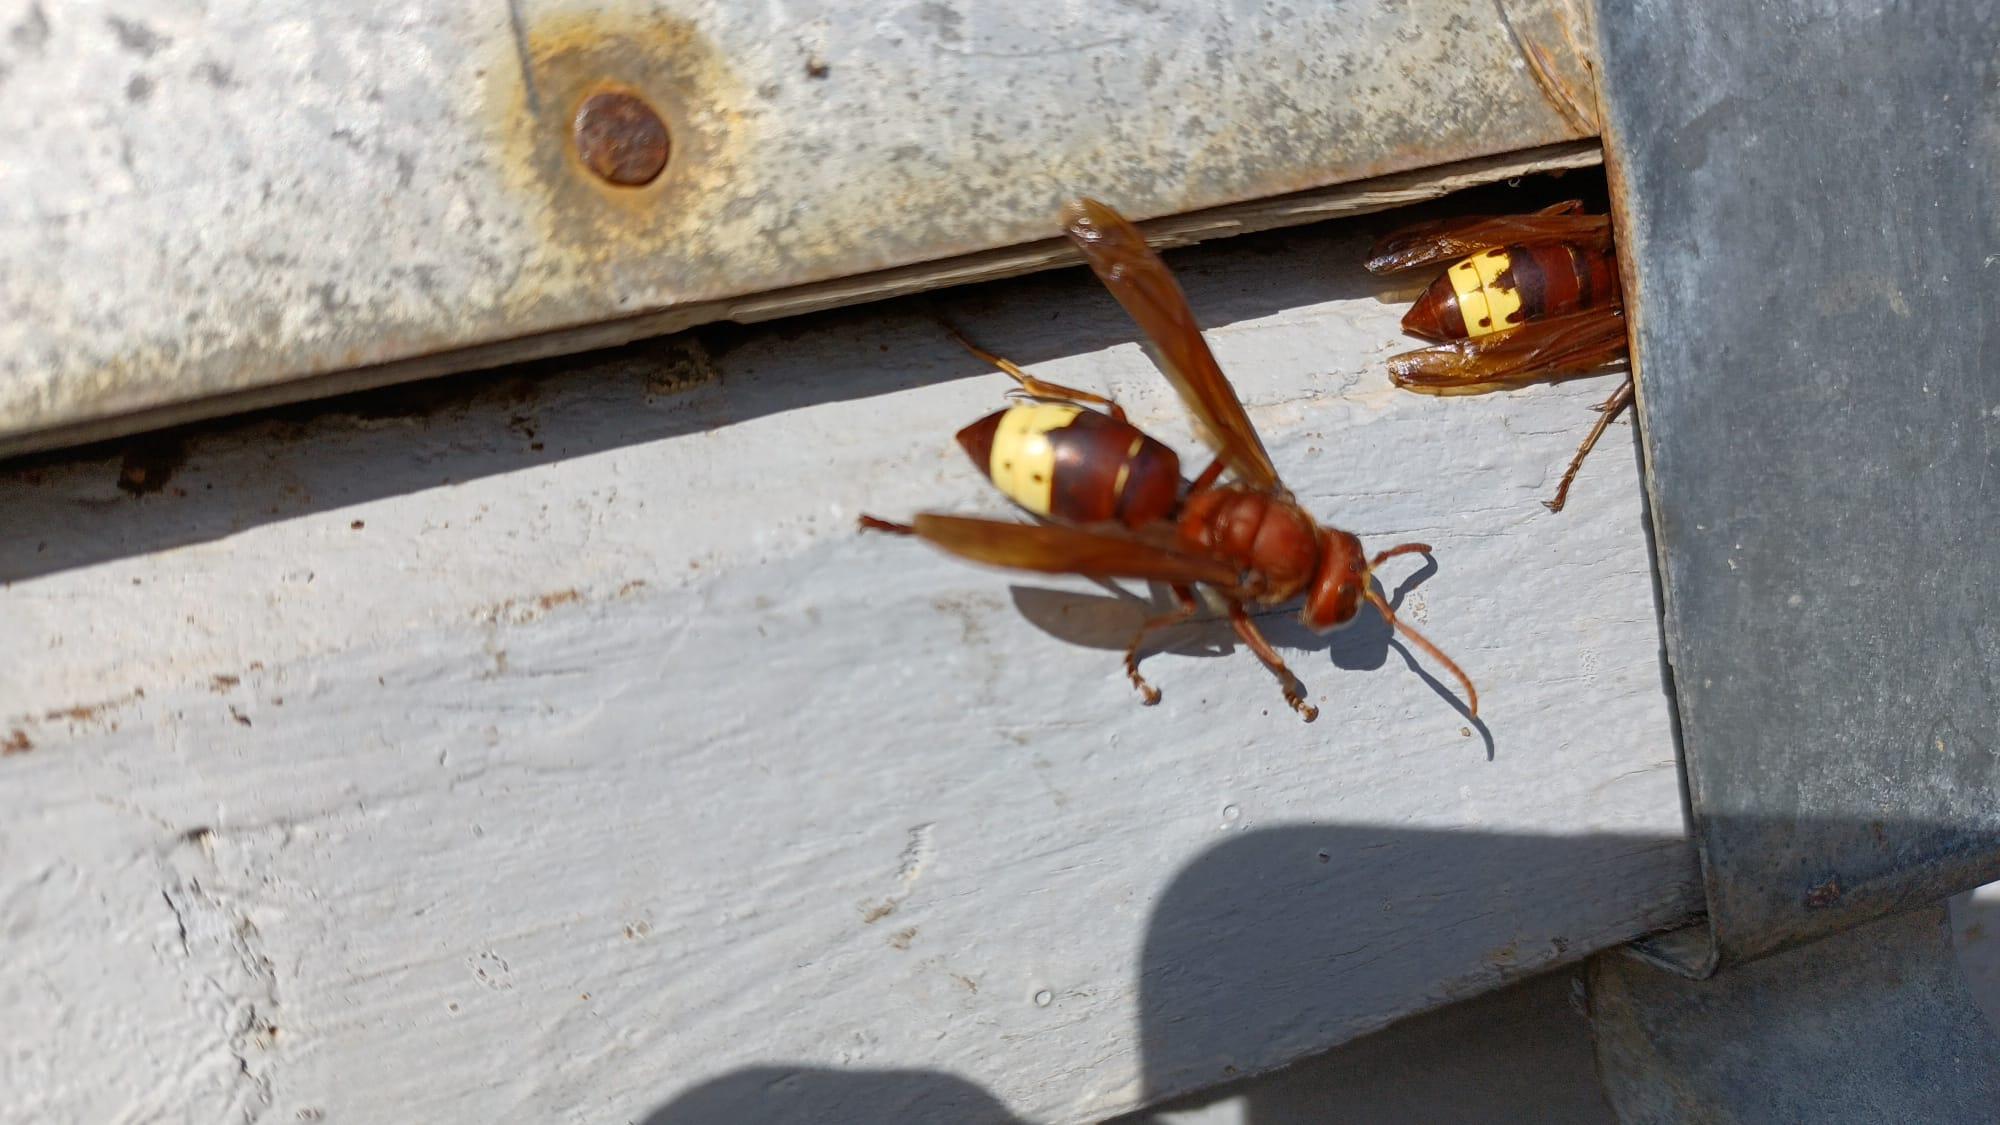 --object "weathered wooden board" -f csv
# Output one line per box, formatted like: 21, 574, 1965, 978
0, 205, 1694, 1122
0, 0, 1600, 455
